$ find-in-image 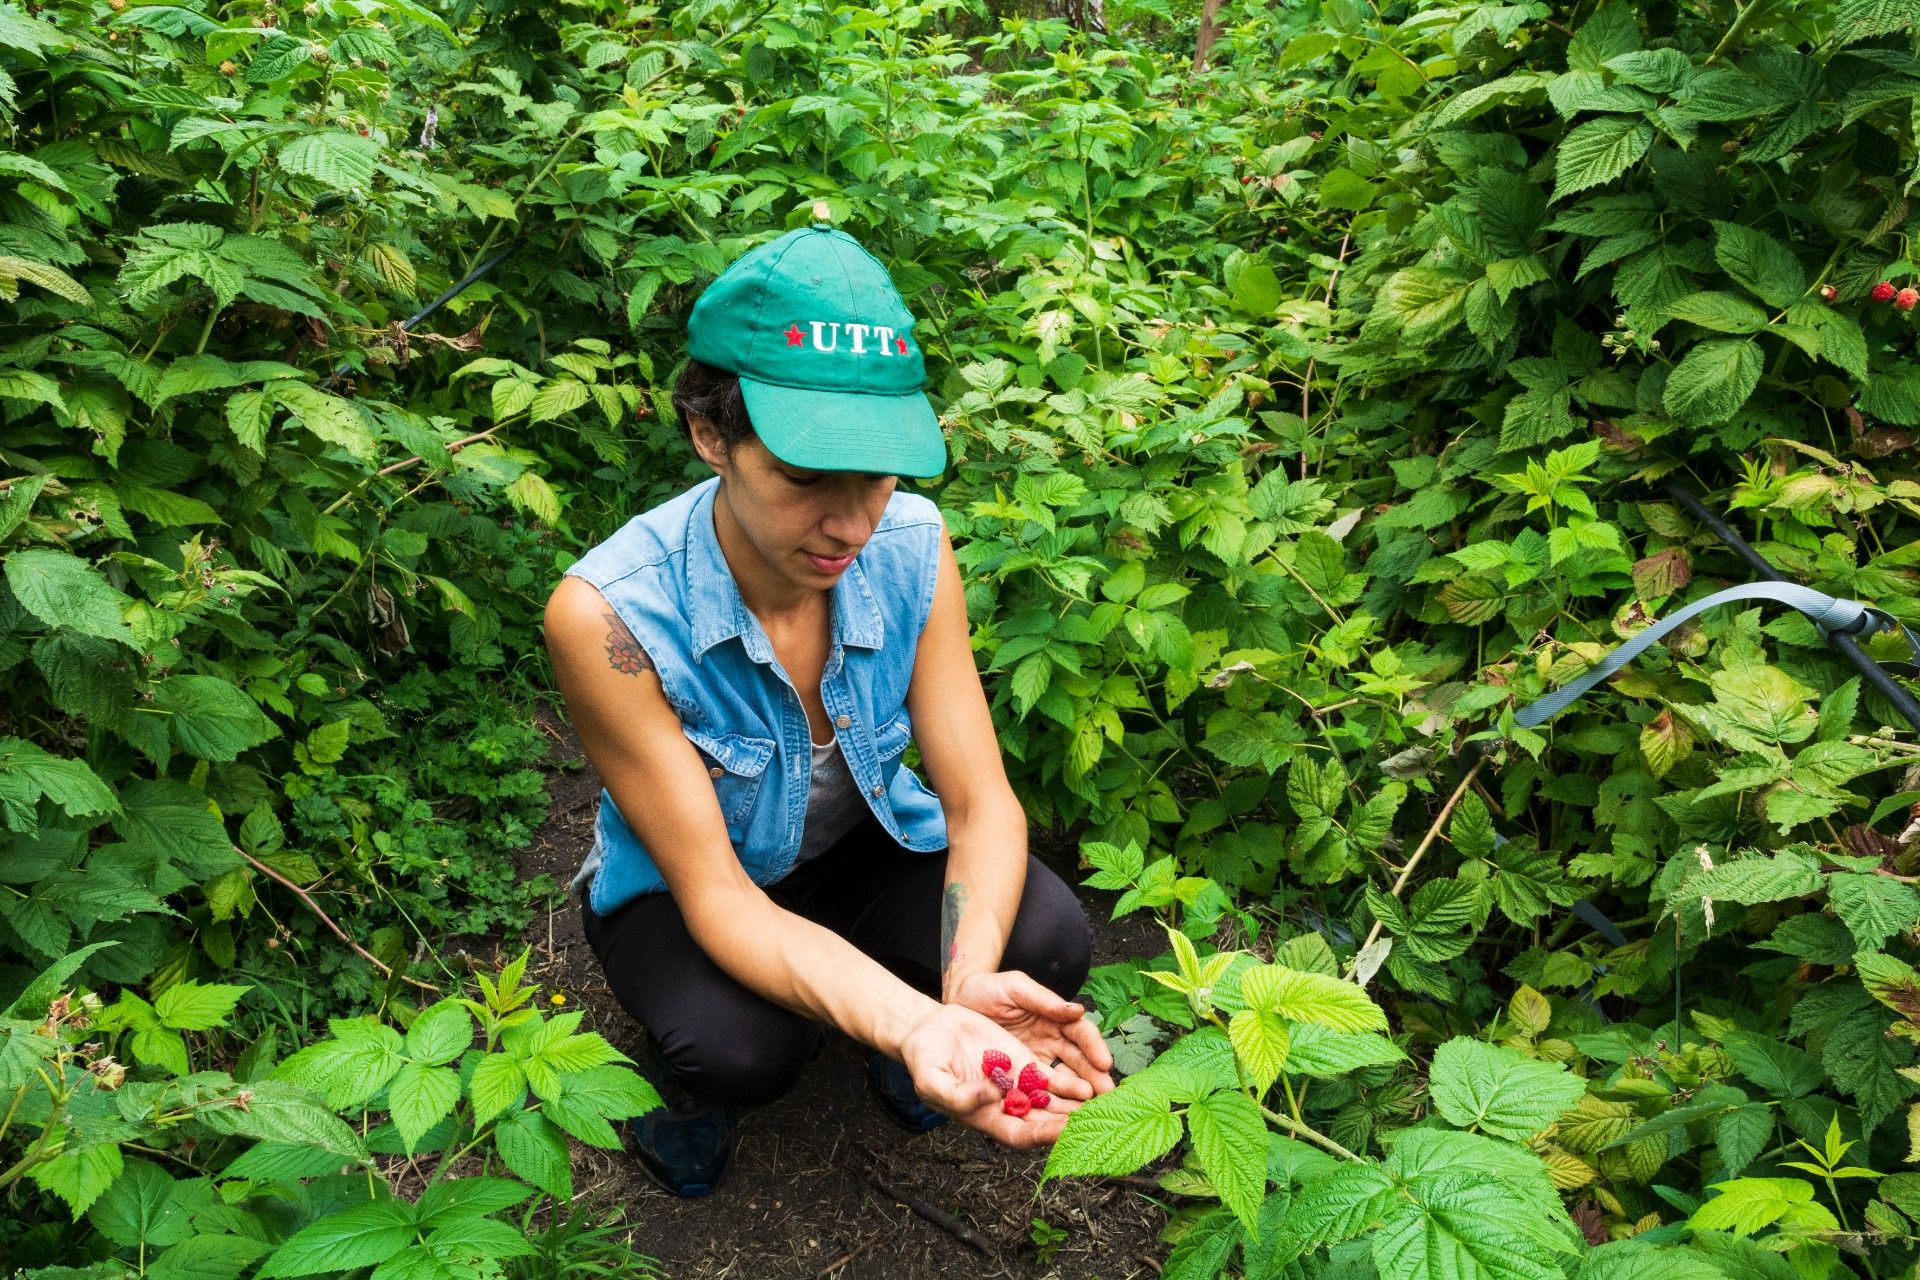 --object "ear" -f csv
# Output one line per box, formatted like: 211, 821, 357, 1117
686, 415, 730, 472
